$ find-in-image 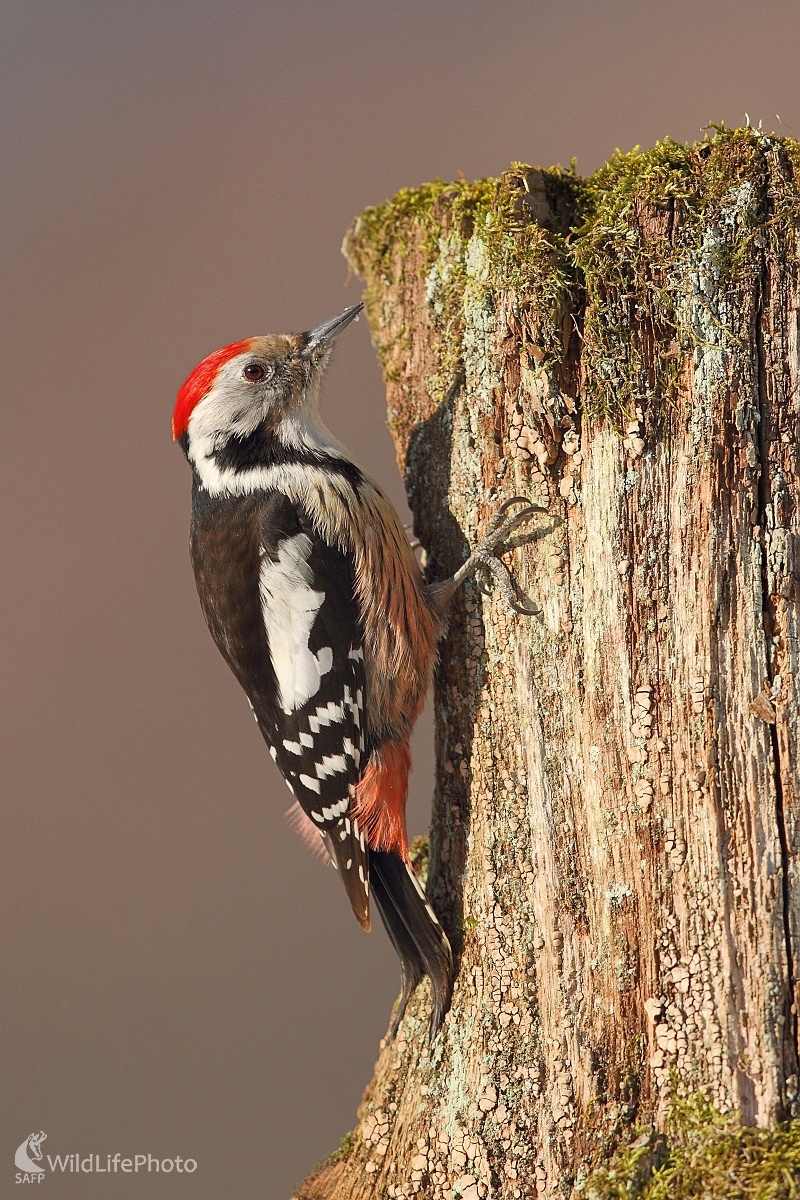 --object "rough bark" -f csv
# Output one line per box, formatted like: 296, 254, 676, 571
294, 129, 800, 1199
